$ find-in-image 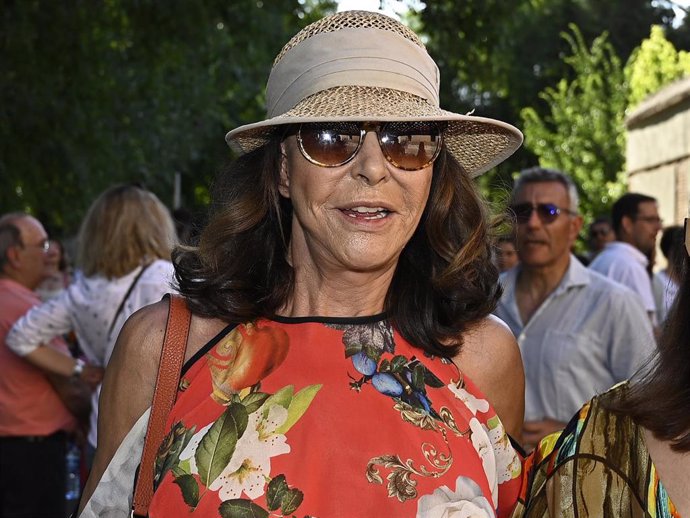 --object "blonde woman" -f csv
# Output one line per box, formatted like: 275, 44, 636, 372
7, 184, 177, 462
